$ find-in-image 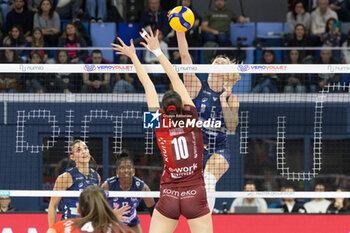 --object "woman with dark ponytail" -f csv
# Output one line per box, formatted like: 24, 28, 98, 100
111, 28, 213, 233
47, 186, 133, 233
48, 140, 101, 227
